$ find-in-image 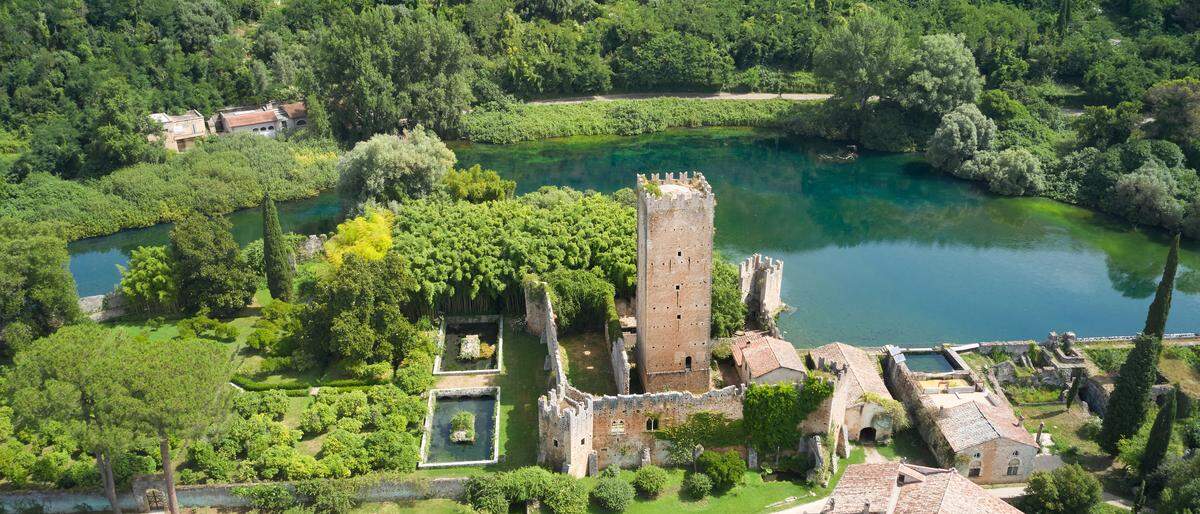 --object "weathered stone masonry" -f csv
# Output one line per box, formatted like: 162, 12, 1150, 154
636, 172, 714, 394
